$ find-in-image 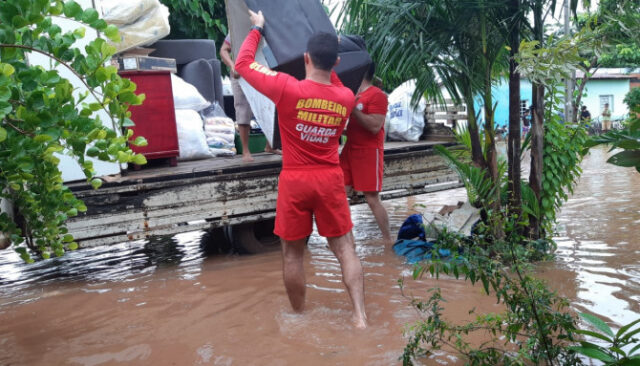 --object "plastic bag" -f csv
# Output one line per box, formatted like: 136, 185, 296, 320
99, 0, 158, 25
422, 202, 481, 240
206, 134, 235, 148
209, 147, 236, 157
175, 109, 212, 161
200, 103, 228, 118
201, 103, 236, 152
205, 124, 235, 134
386, 80, 426, 142
171, 74, 211, 111
112, 3, 170, 53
